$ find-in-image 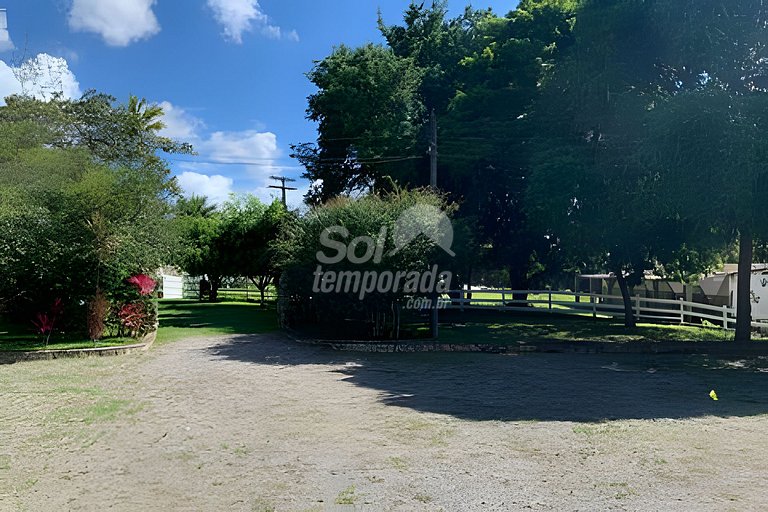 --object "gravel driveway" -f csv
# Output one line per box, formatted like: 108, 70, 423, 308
2, 334, 768, 511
